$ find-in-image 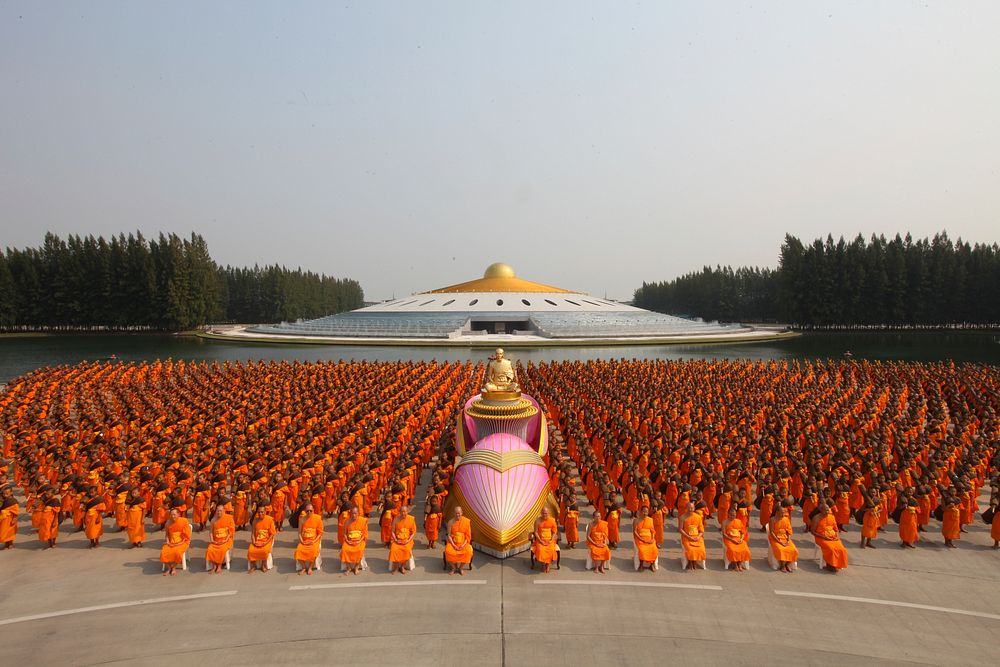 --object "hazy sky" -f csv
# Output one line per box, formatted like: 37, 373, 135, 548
2, 2, 998, 301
